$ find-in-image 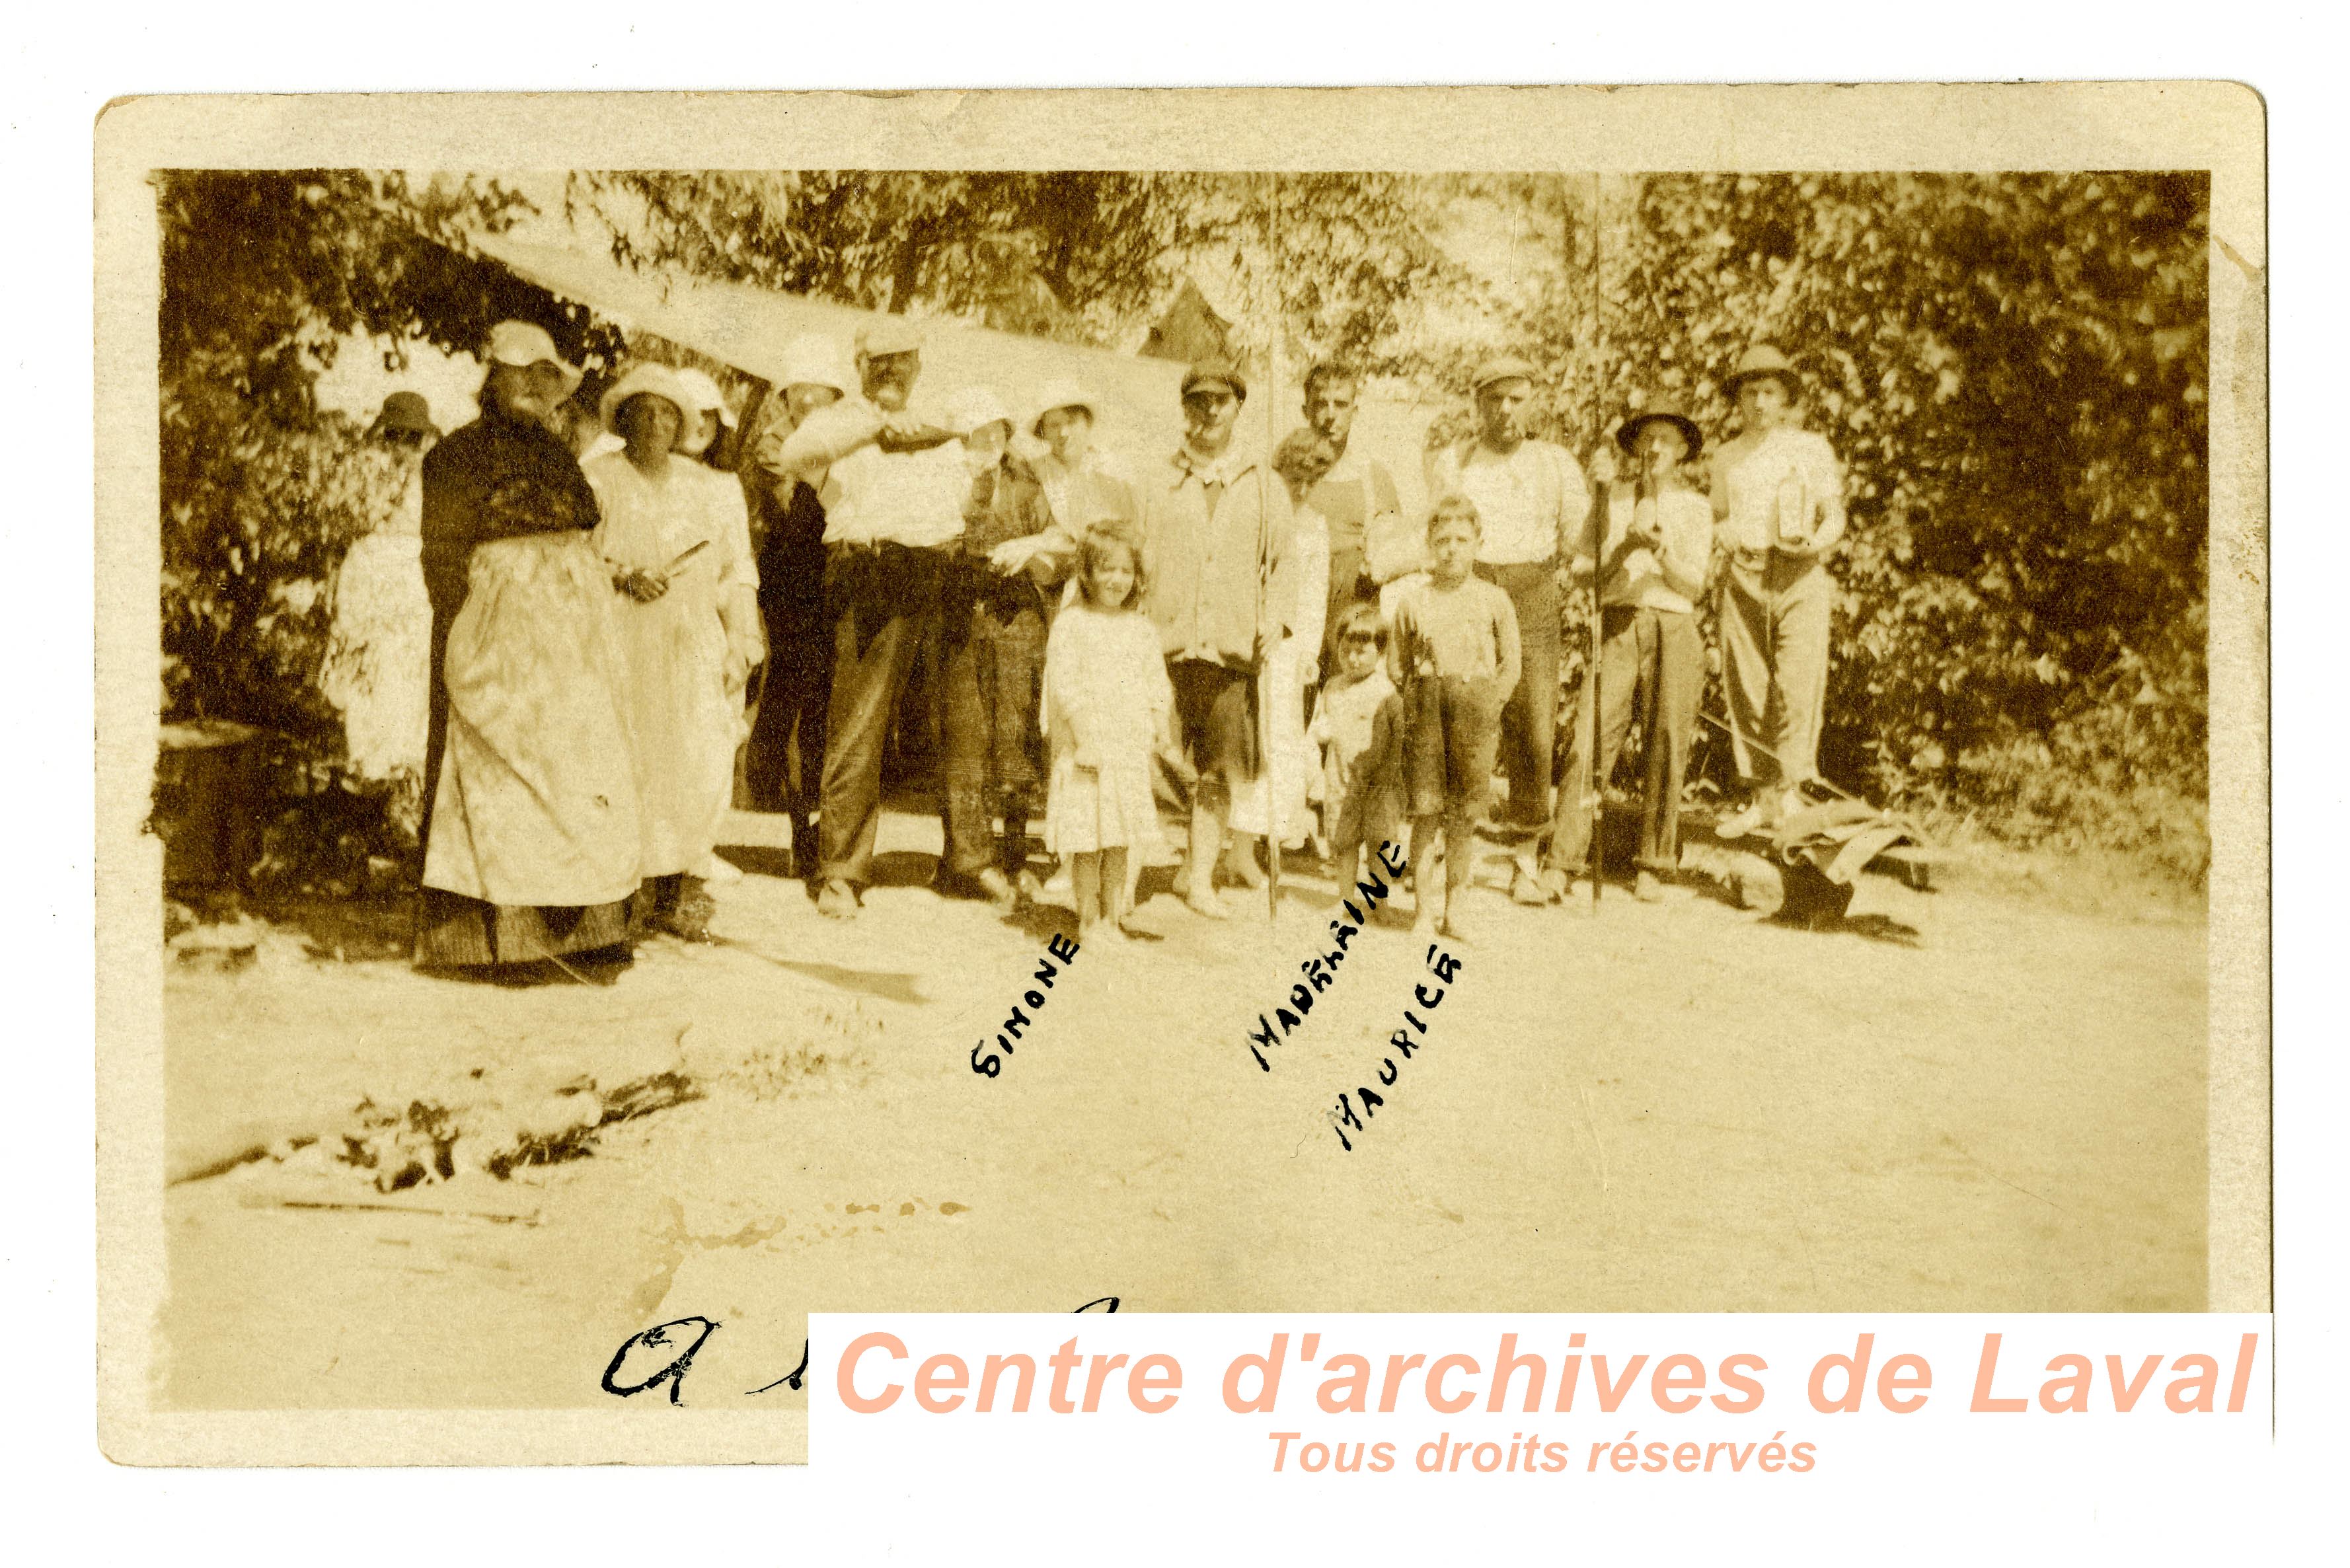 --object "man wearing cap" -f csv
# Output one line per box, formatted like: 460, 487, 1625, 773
417, 321, 597, 856
766, 317, 966, 918
1538, 400, 1714, 903
743, 334, 854, 870
1294, 362, 1402, 688
1425, 355, 1594, 883
1139, 357, 1296, 920
1708, 344, 1846, 838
